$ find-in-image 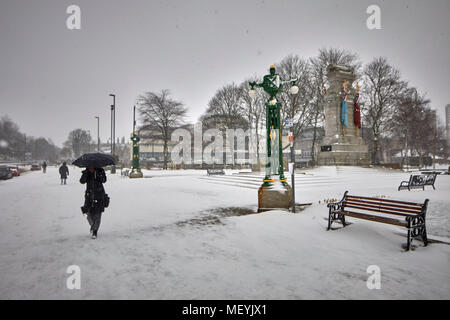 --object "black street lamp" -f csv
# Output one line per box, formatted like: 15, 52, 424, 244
109, 93, 116, 173
109, 94, 116, 157
95, 116, 100, 152
130, 104, 143, 178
